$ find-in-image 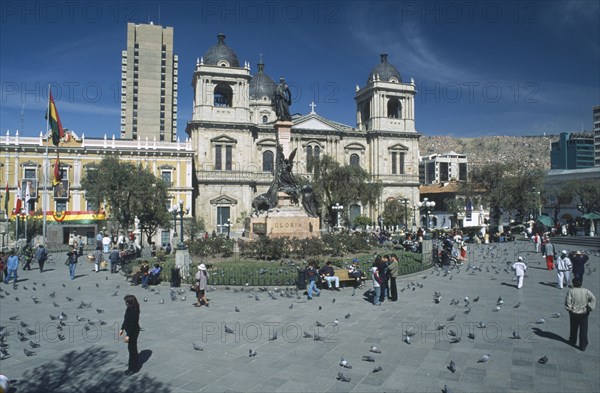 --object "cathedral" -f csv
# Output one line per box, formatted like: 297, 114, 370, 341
186, 34, 421, 234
